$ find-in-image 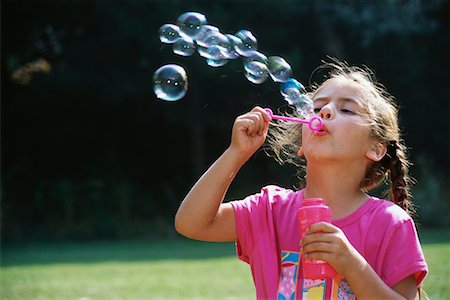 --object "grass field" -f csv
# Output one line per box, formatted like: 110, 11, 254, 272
1, 228, 449, 299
